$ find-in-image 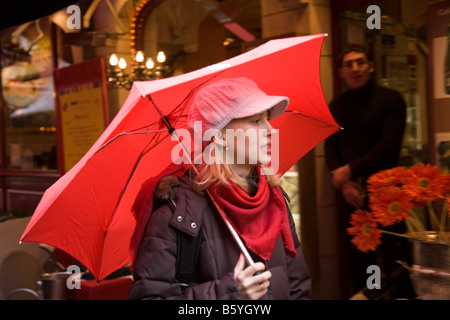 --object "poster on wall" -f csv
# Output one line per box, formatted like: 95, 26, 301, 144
54, 58, 109, 173
428, 0, 450, 164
